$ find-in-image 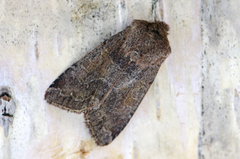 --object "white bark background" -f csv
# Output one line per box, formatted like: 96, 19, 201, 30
0, 0, 239, 159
